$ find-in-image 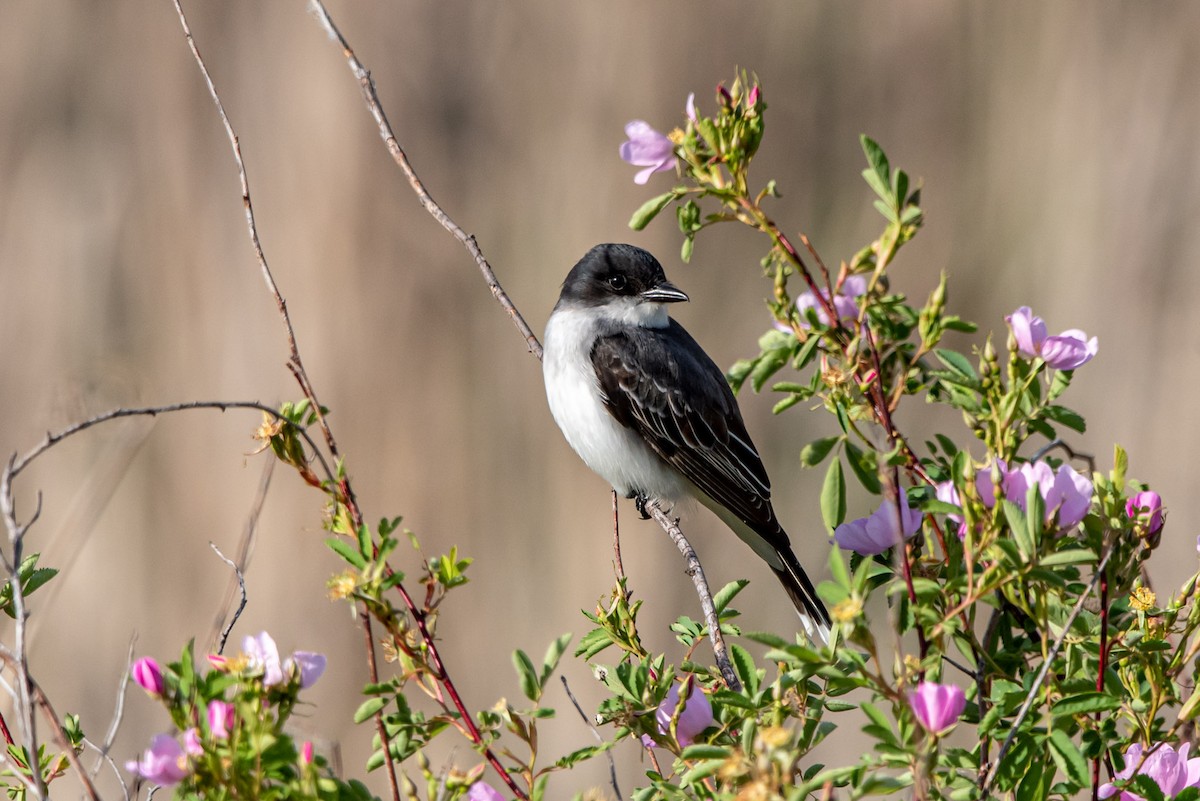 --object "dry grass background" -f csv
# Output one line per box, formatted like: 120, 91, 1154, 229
1, 2, 1198, 797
